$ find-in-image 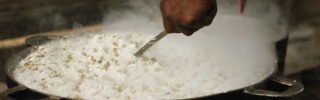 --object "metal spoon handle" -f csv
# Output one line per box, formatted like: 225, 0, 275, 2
134, 31, 168, 57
